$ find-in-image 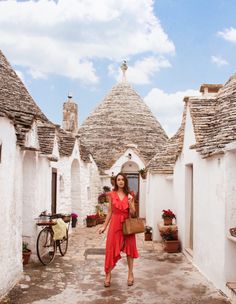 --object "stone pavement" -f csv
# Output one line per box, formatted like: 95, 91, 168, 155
1, 225, 231, 304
